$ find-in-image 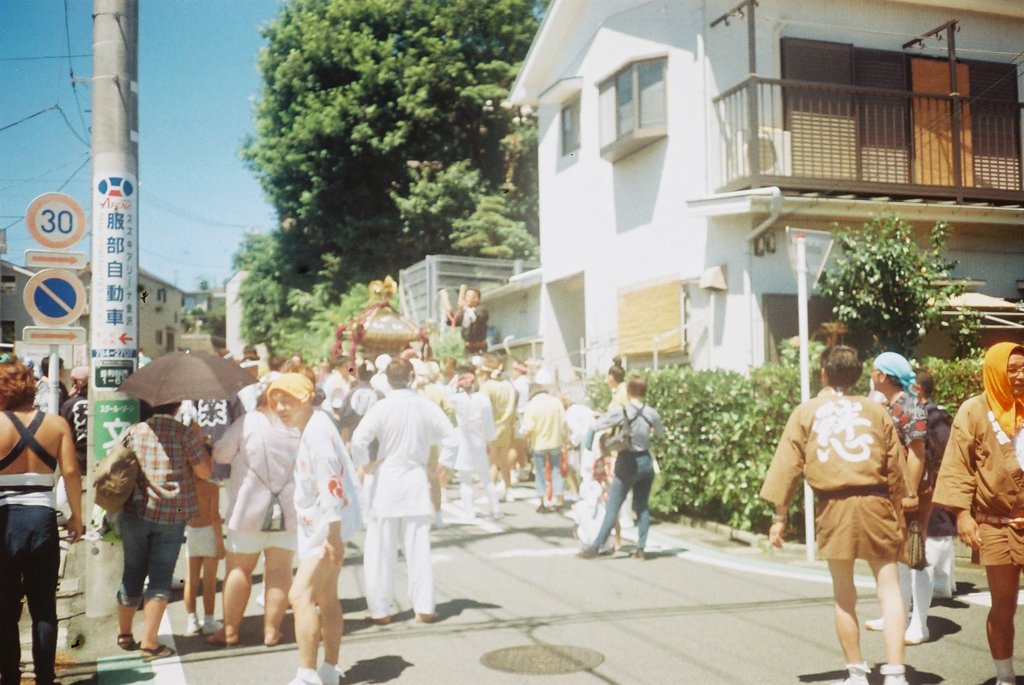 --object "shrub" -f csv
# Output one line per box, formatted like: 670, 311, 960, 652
626, 354, 978, 539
